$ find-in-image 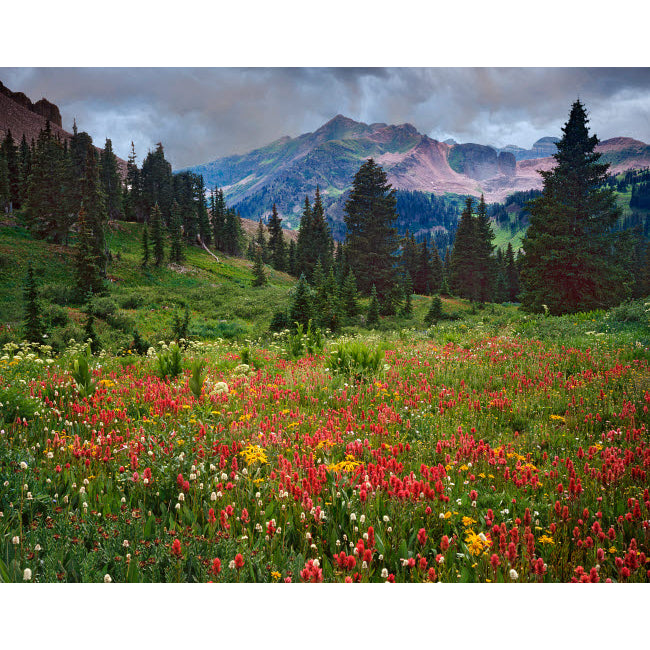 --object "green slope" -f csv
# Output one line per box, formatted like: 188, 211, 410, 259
0, 218, 295, 350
